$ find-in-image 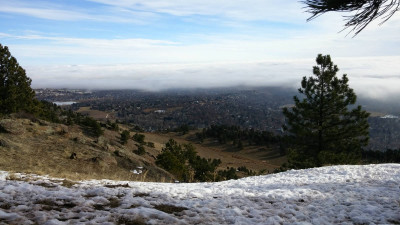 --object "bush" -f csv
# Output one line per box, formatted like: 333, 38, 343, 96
120, 130, 130, 145
156, 139, 221, 182
133, 133, 145, 144
135, 145, 146, 155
